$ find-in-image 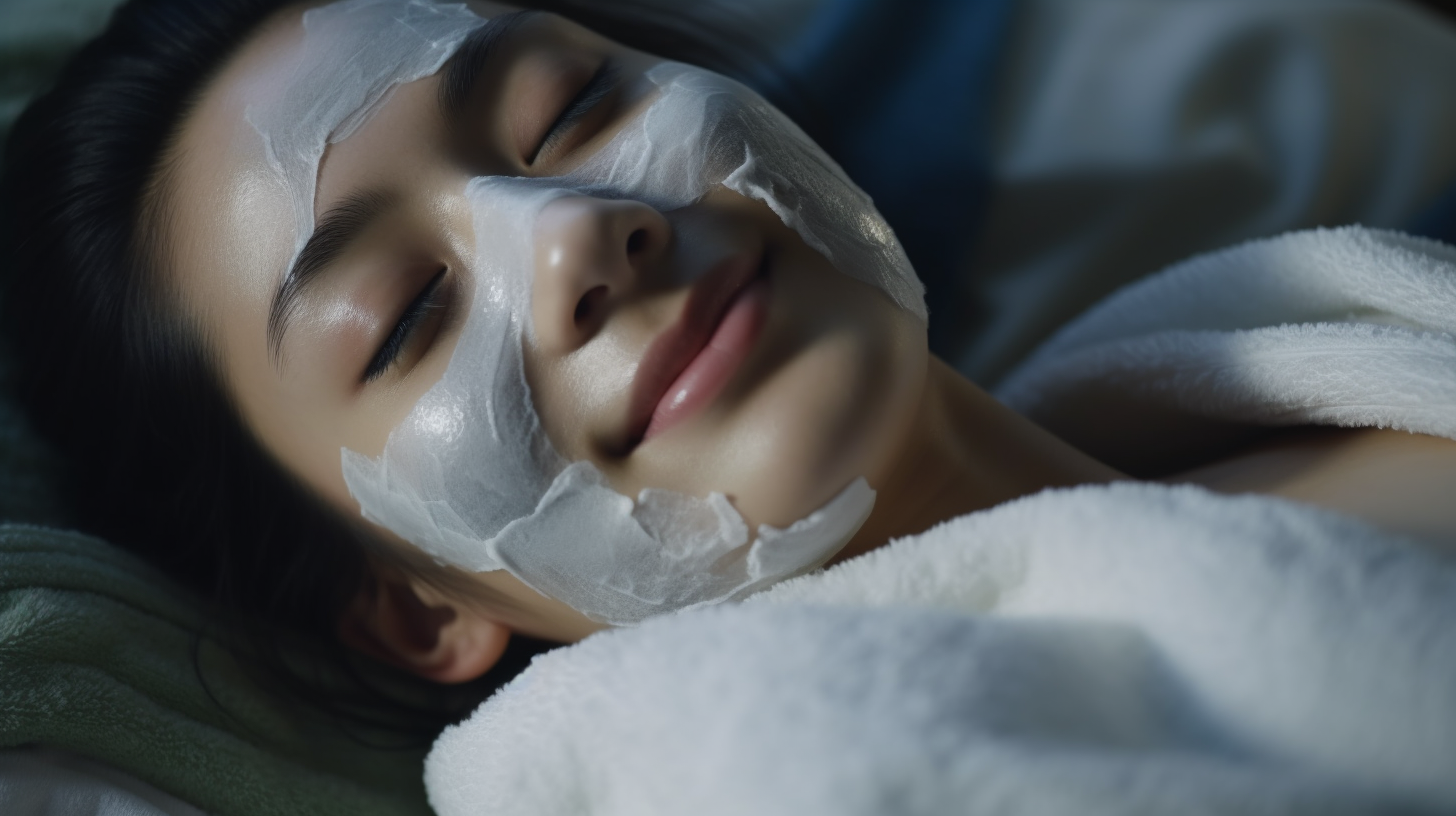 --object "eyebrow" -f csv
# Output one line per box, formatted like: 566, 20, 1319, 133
267, 188, 395, 366
438, 10, 538, 129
